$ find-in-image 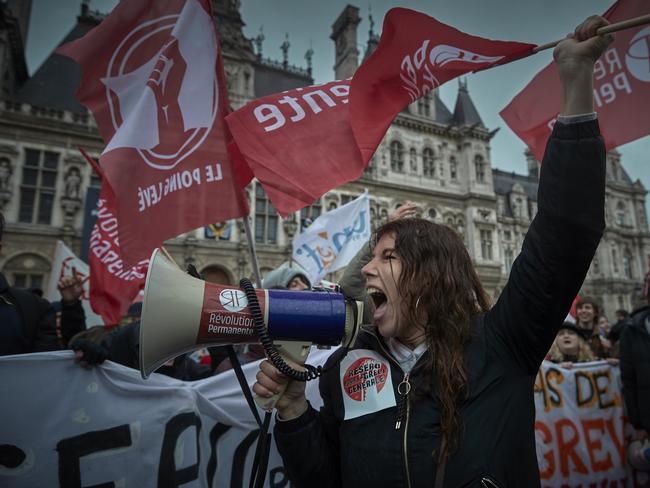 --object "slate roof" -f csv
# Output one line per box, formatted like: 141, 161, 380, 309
14, 21, 95, 114
493, 168, 538, 200
452, 80, 484, 127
